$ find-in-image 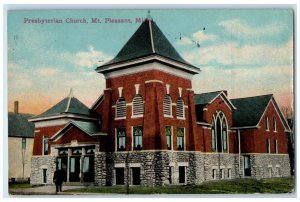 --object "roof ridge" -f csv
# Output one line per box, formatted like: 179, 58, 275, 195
149, 19, 155, 53
231, 94, 273, 101
65, 88, 74, 112
195, 90, 224, 96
